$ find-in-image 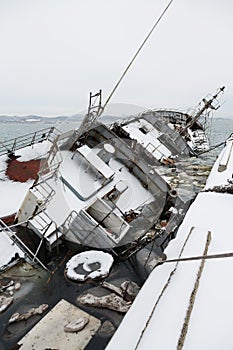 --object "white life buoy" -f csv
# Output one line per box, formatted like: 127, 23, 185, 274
65, 250, 114, 282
